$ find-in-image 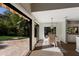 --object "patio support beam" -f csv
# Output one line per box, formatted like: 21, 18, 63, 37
29, 20, 32, 50
3, 3, 31, 21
